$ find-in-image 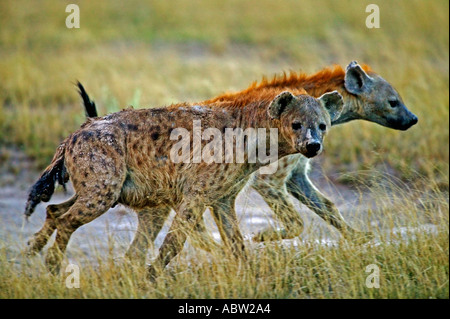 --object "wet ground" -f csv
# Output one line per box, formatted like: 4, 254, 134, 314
0, 146, 439, 266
